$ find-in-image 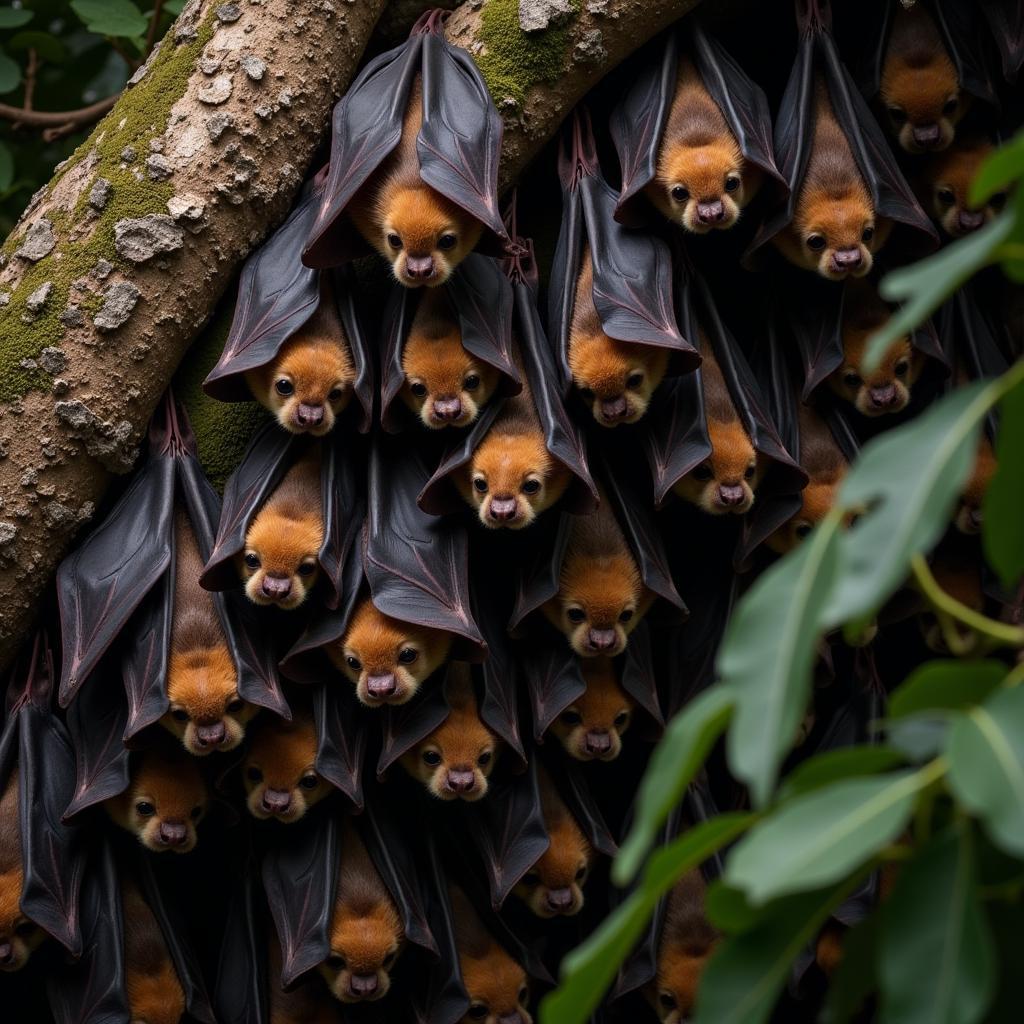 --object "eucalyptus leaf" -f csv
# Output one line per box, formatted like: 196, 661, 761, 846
7, 30, 67, 63
0, 7, 32, 28
822, 915, 881, 1024
0, 140, 12, 193
970, 129, 1024, 205
888, 660, 1006, 720
886, 714, 949, 763
70, 0, 147, 39
777, 746, 904, 802
983, 375, 1024, 587
0, 48, 19, 93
